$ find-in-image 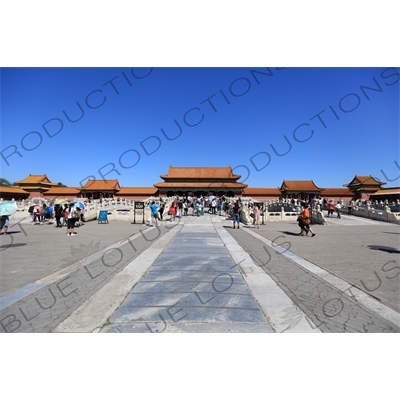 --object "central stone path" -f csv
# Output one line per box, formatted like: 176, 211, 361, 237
102, 219, 273, 333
